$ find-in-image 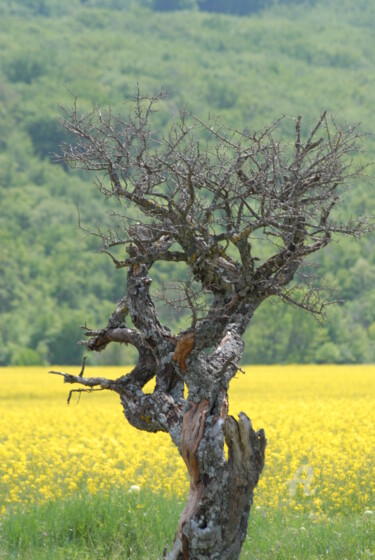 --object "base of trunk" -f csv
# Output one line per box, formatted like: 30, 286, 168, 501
167, 406, 266, 560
